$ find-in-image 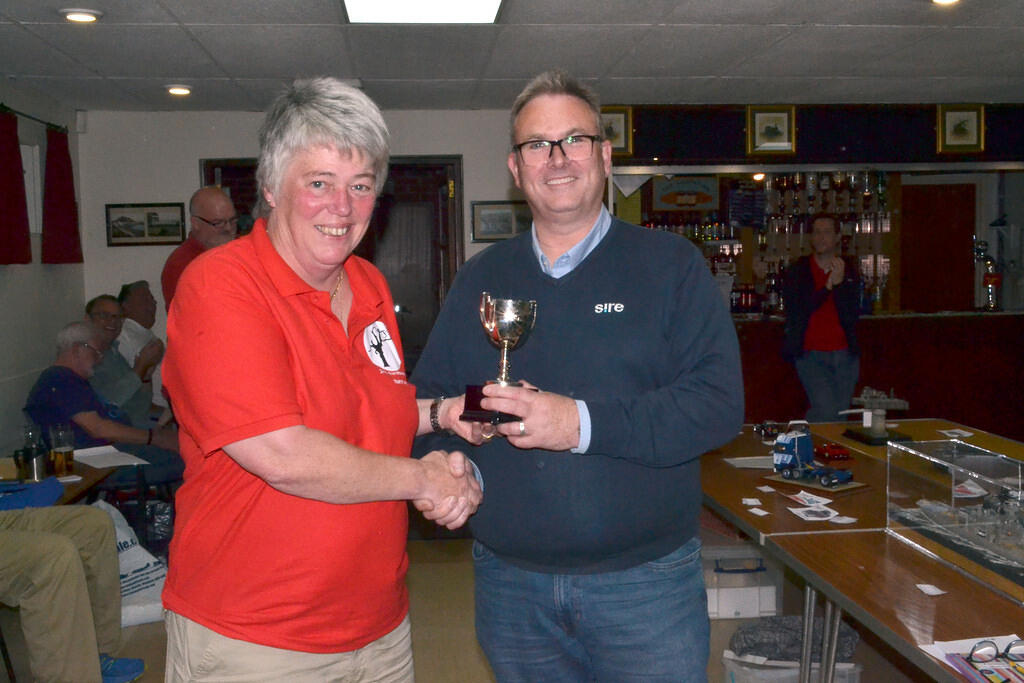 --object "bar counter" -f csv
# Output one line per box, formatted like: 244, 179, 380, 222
734, 311, 1024, 441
